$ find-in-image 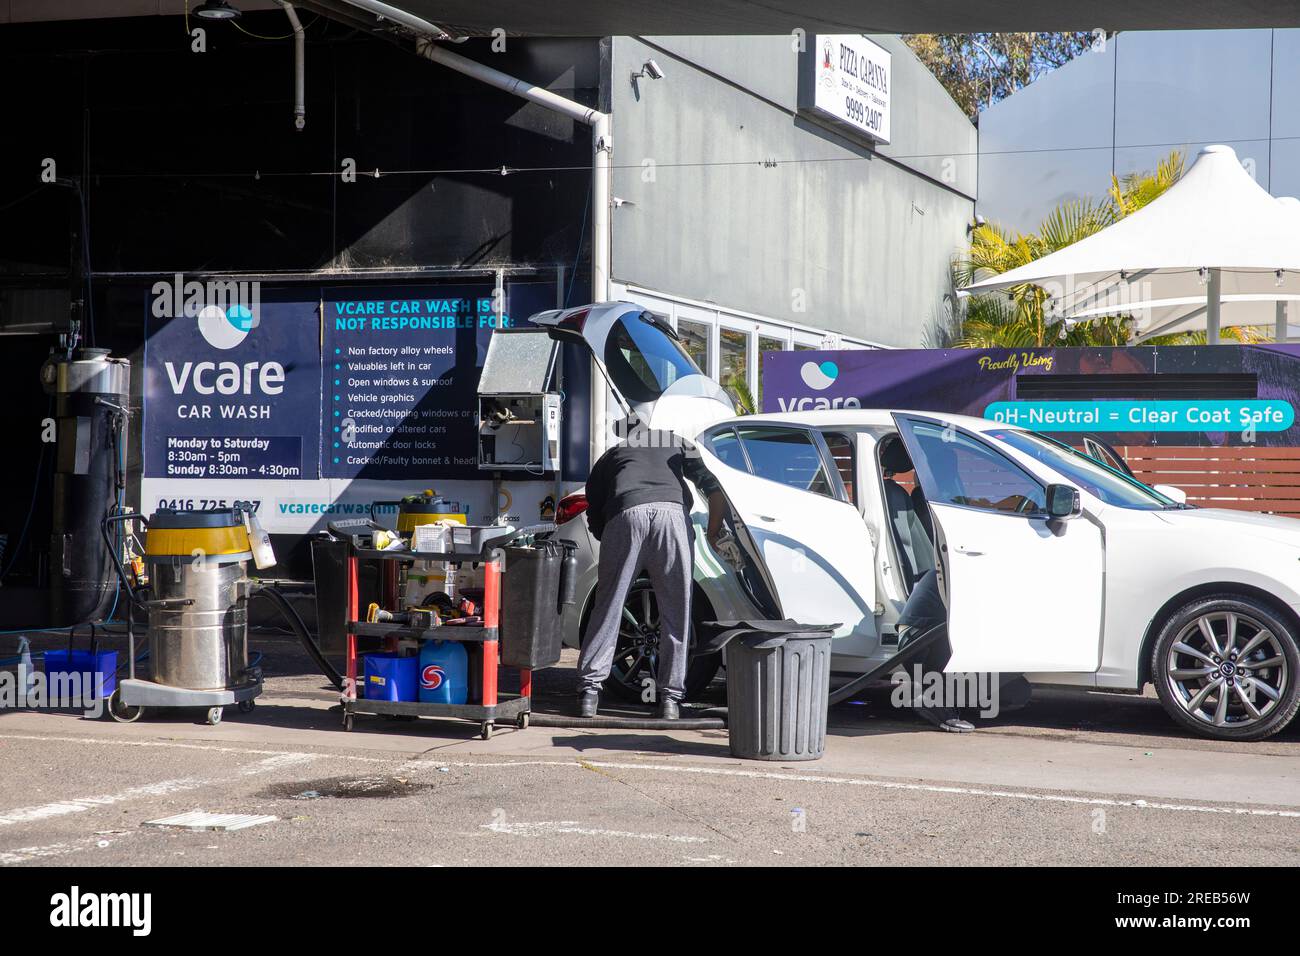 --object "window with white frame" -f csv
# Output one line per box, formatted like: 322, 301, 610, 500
609, 286, 879, 413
